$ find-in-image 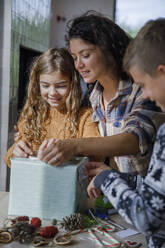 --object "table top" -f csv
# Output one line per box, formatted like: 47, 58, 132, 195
0, 191, 147, 247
